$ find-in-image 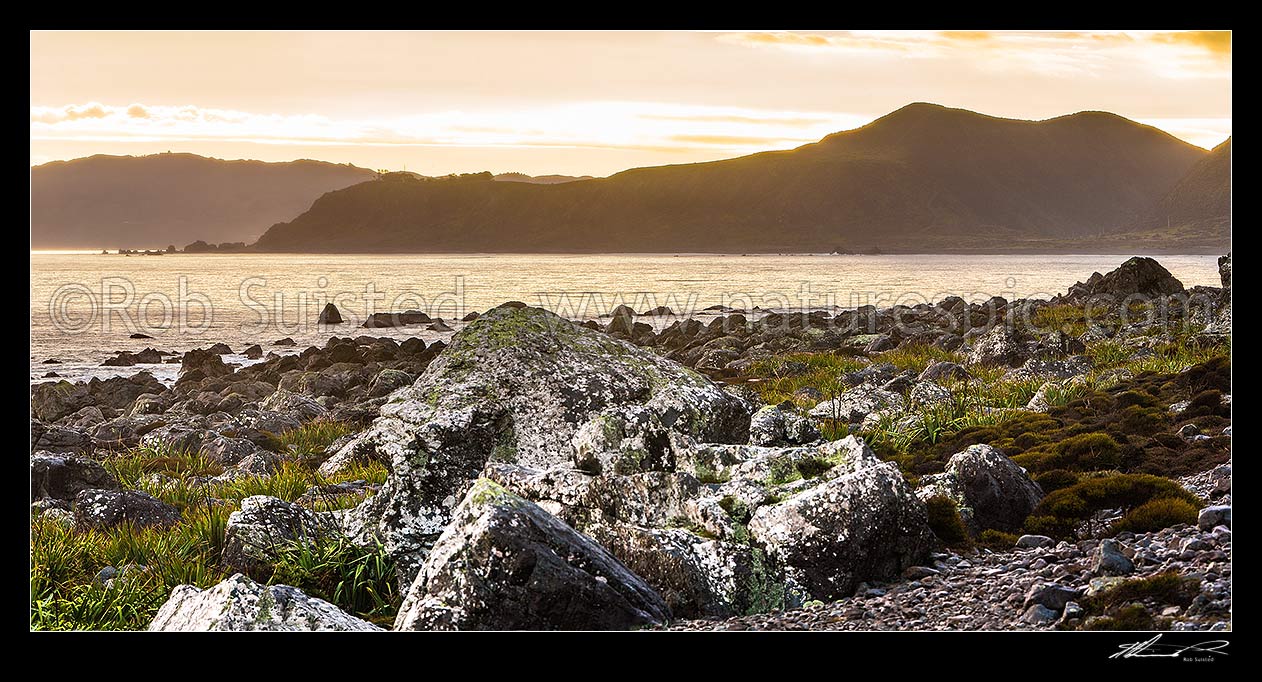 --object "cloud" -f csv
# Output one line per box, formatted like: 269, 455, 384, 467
716, 30, 1232, 77
669, 134, 804, 147
1152, 31, 1231, 58
29, 101, 854, 157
